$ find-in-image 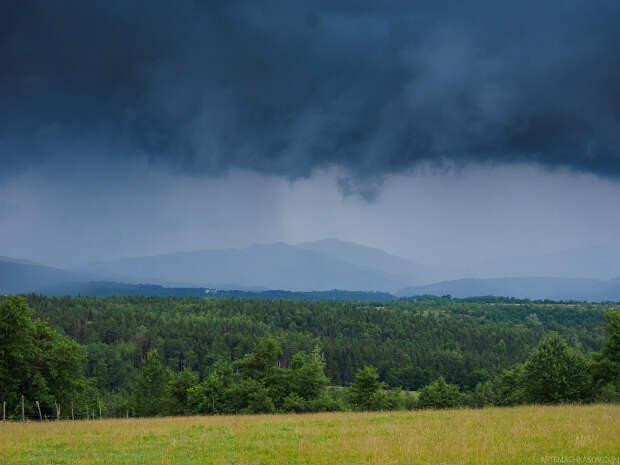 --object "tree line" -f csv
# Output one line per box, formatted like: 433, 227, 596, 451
0, 295, 617, 418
